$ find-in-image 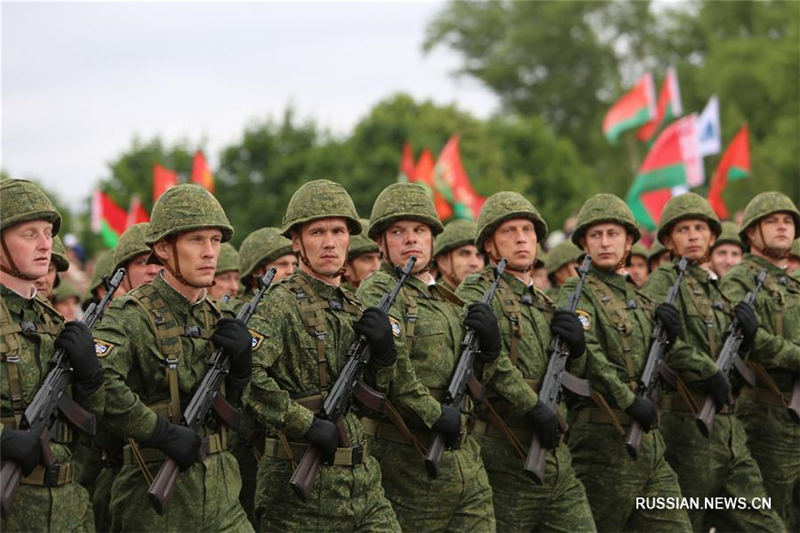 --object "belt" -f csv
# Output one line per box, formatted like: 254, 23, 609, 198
261, 437, 364, 466
20, 463, 73, 487
122, 432, 226, 465
472, 419, 533, 444
739, 386, 788, 407
574, 407, 632, 427
360, 416, 469, 449
661, 392, 730, 414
